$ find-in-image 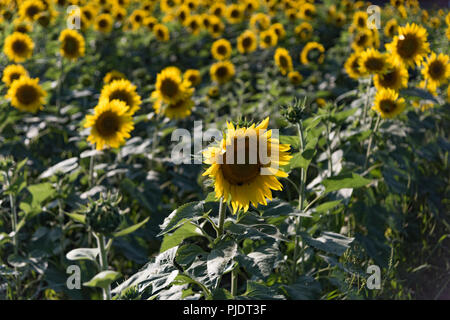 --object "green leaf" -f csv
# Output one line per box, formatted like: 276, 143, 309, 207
27, 182, 54, 207
176, 244, 207, 266
322, 173, 371, 193
160, 222, 204, 252
314, 200, 342, 213
113, 217, 149, 238
66, 248, 99, 262
400, 87, 439, 103
158, 201, 204, 236
301, 231, 354, 256
84, 271, 121, 289
281, 276, 322, 299
279, 135, 300, 150
241, 281, 283, 300
65, 212, 86, 224
207, 241, 238, 286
